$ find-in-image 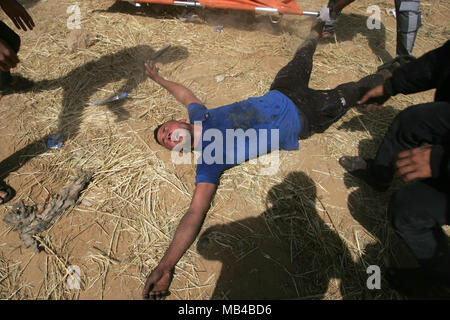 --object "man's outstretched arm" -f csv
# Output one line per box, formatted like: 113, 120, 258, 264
145, 62, 203, 107
142, 182, 217, 300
